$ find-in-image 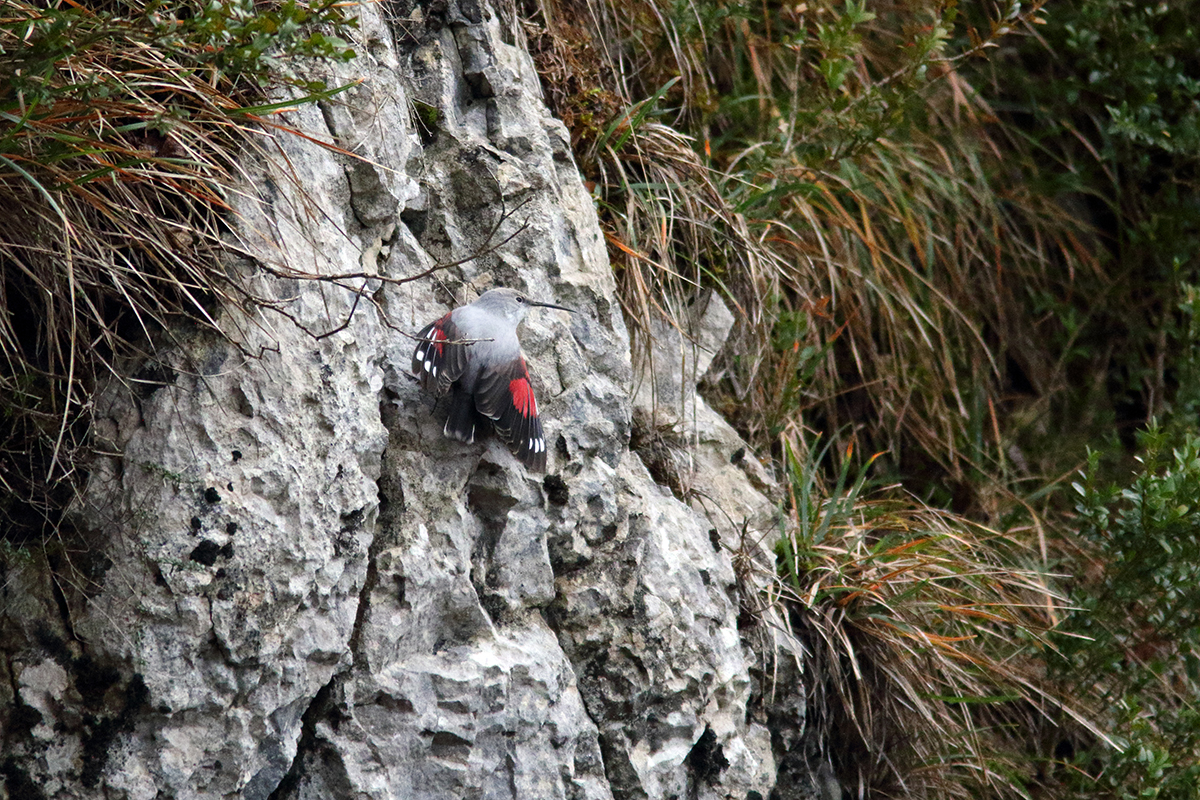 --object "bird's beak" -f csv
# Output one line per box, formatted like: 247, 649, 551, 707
531, 299, 576, 313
